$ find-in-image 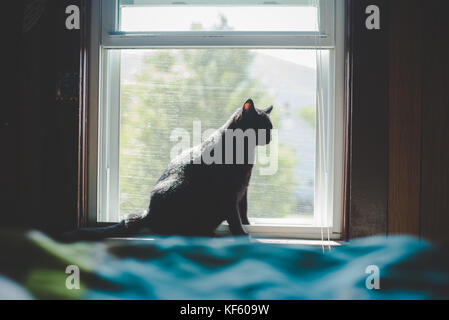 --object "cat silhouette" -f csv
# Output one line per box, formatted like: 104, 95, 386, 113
63, 99, 273, 241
